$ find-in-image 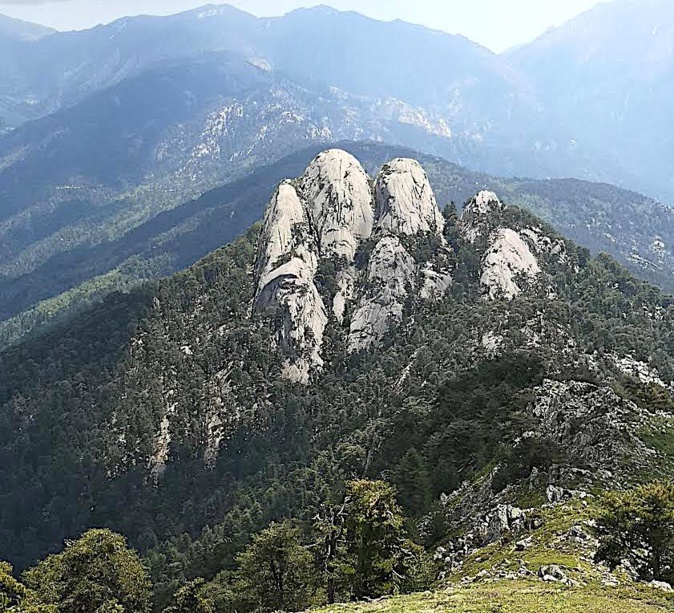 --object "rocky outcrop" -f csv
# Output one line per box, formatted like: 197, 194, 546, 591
301, 150, 374, 322
348, 159, 451, 351
458, 191, 570, 301
301, 149, 374, 261
481, 228, 541, 300
348, 236, 417, 352
375, 158, 444, 237
254, 149, 455, 377
254, 150, 376, 381
253, 182, 328, 383
528, 379, 655, 476
459, 191, 542, 299
460, 190, 504, 243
